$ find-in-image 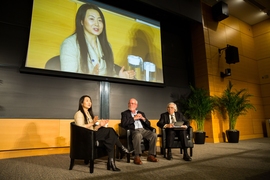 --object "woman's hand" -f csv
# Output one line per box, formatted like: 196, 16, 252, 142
118, 66, 135, 79
100, 119, 109, 127
92, 116, 101, 130
95, 119, 109, 130
95, 119, 109, 129
93, 116, 99, 124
